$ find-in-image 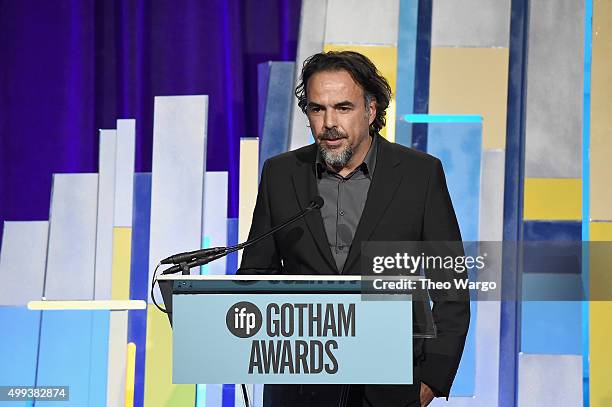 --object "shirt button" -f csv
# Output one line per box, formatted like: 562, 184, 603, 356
339, 210, 345, 216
